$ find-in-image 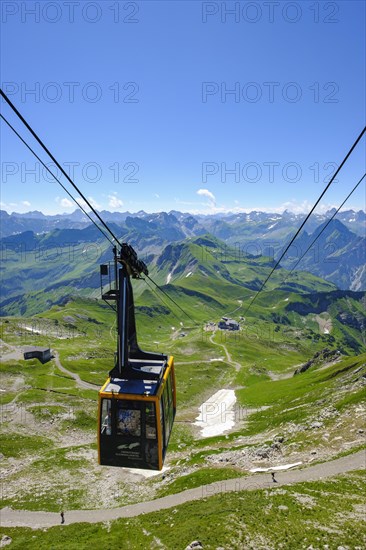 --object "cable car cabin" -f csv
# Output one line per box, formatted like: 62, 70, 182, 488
98, 356, 176, 470
98, 245, 176, 470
